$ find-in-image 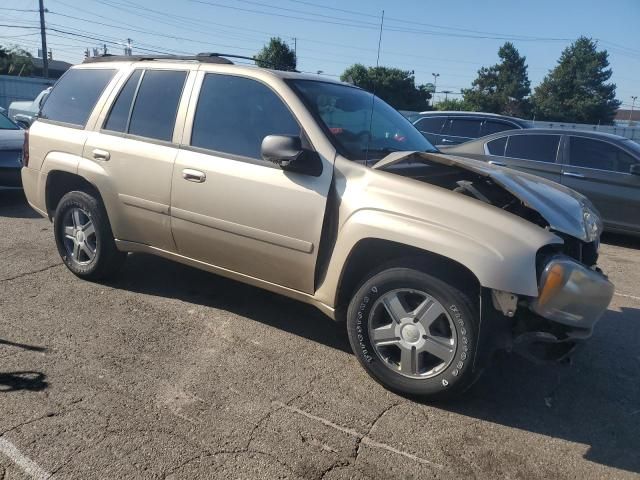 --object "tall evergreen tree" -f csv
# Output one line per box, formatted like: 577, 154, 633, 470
462, 42, 531, 117
532, 37, 620, 124
255, 37, 297, 71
